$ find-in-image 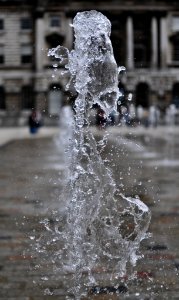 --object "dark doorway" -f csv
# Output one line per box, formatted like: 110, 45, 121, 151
135, 83, 149, 108
21, 85, 34, 109
172, 82, 179, 108
0, 86, 6, 109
